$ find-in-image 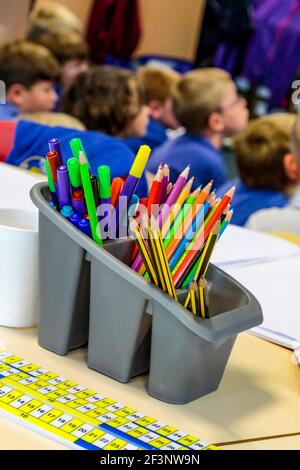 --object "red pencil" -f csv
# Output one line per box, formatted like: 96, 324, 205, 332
147, 165, 163, 215
172, 186, 235, 287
